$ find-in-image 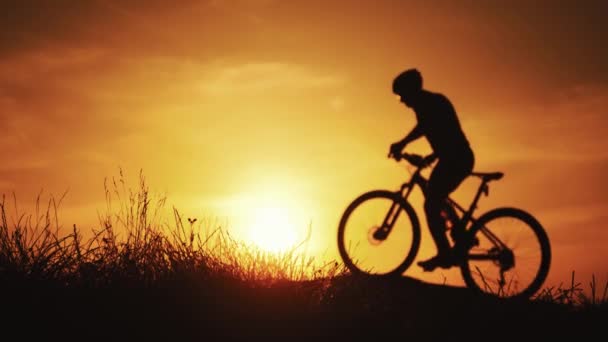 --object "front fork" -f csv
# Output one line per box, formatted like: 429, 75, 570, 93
373, 183, 414, 240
